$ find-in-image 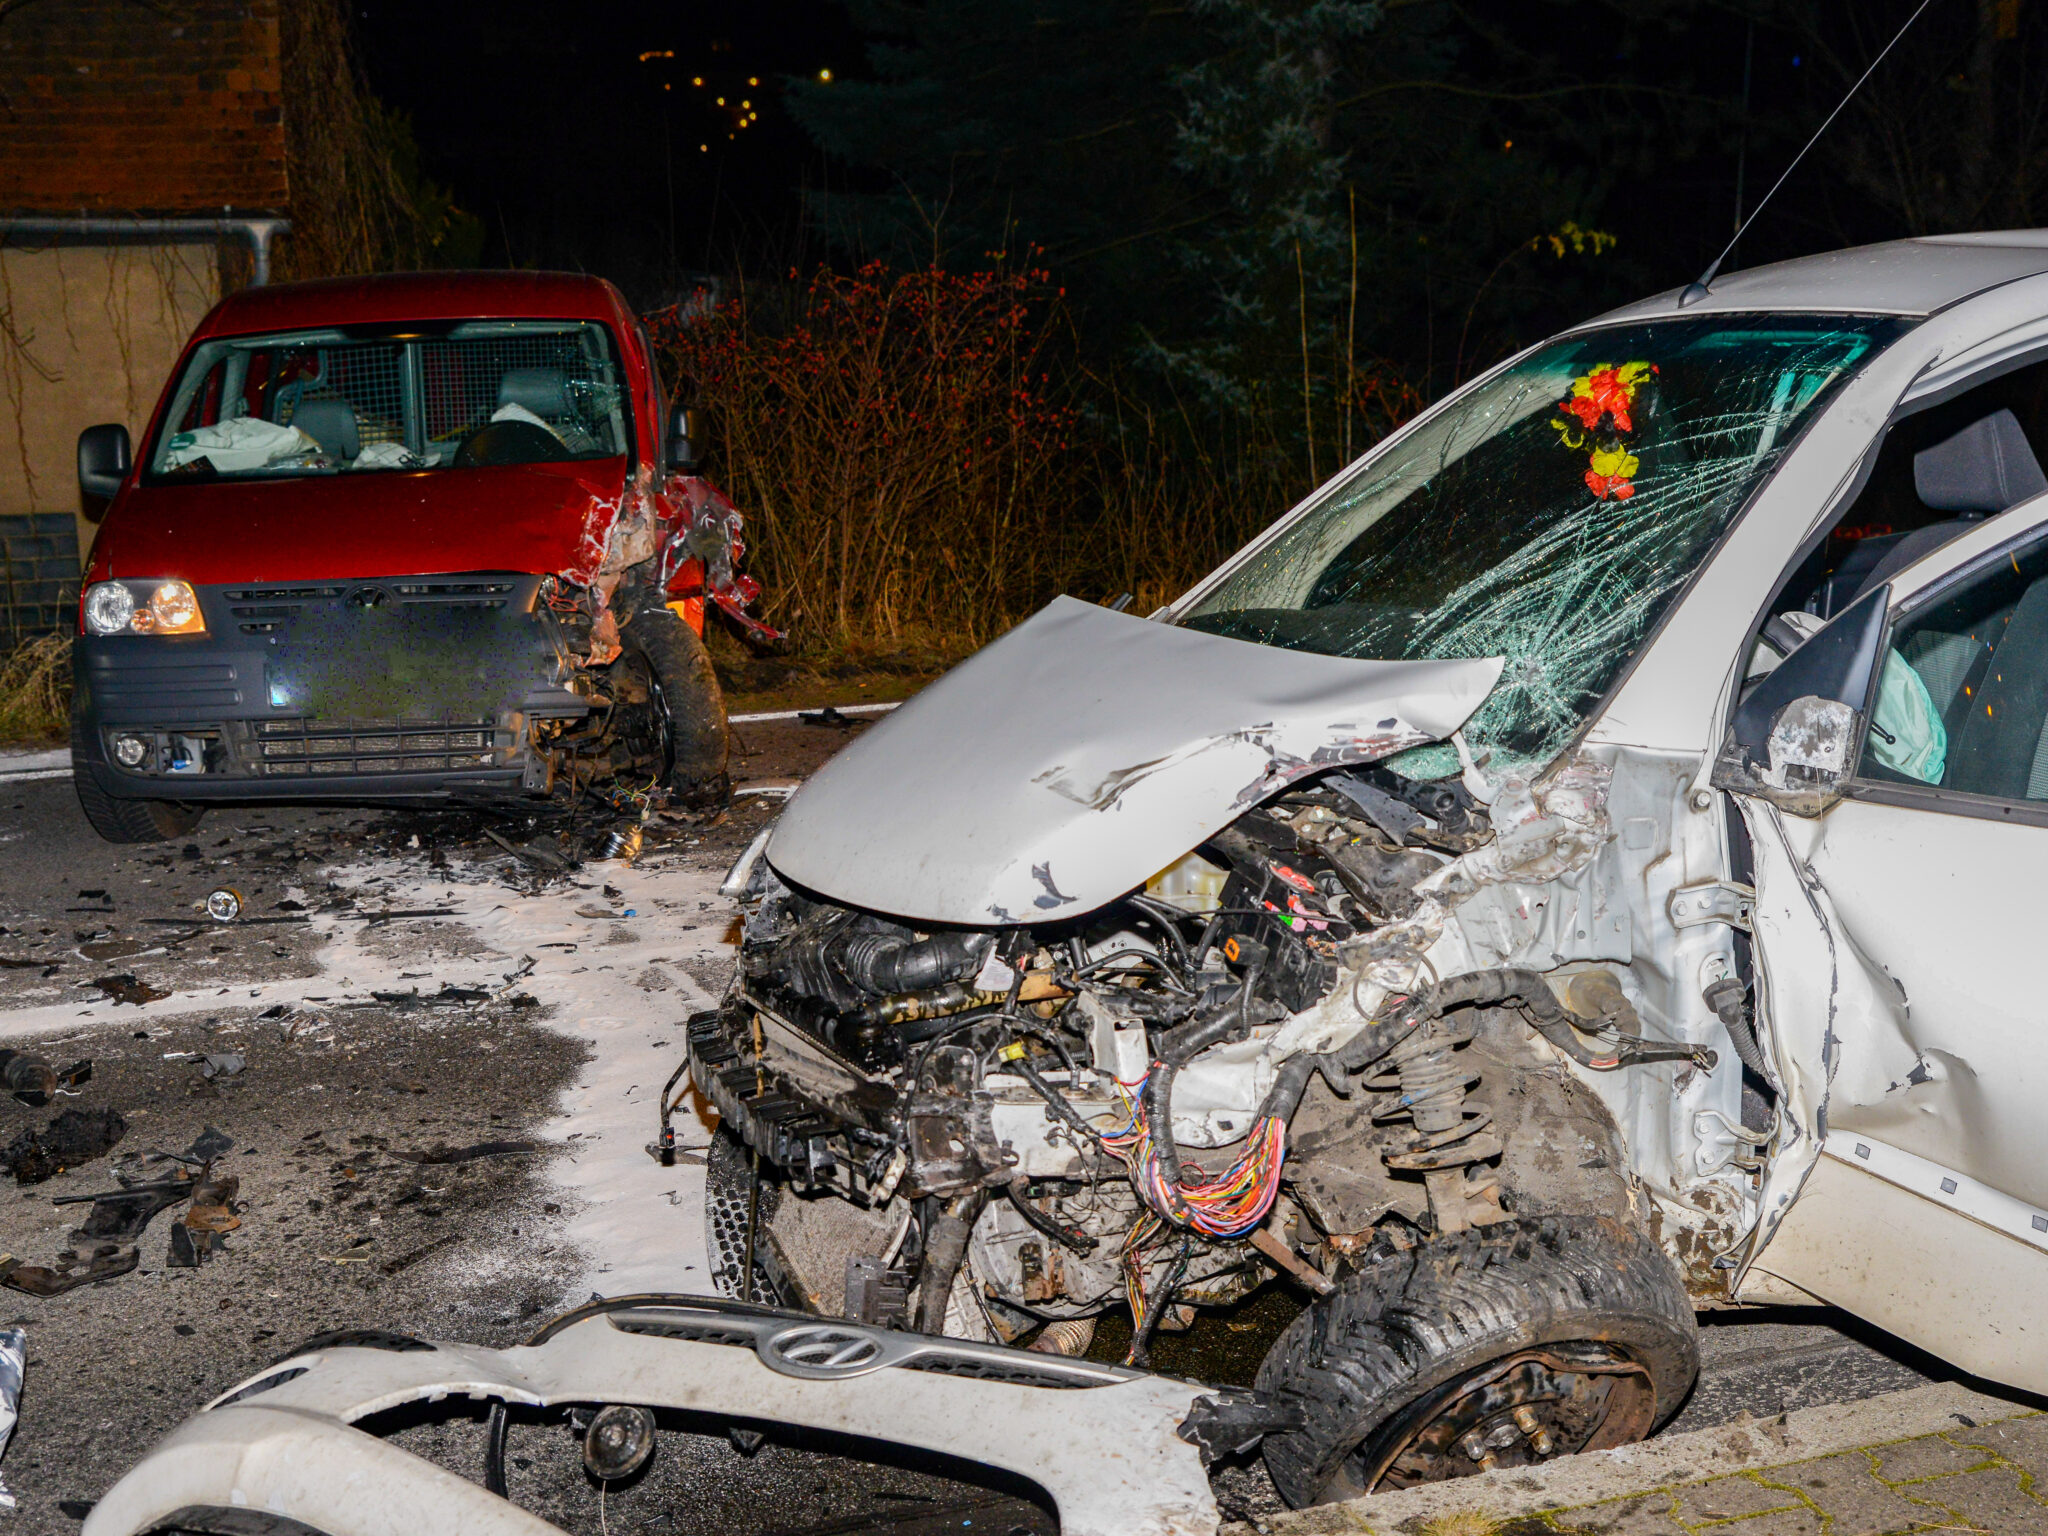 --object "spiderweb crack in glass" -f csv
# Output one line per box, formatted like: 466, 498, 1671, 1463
1183, 316, 1913, 776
